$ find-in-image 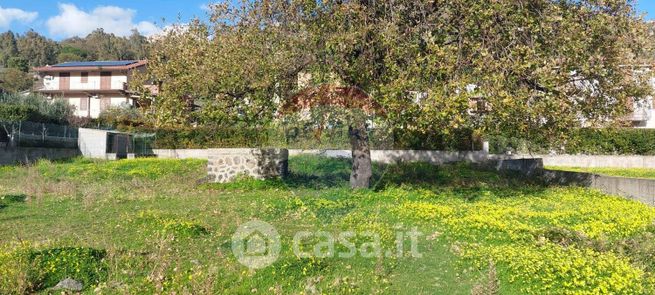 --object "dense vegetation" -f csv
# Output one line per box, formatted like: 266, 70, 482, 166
0, 156, 653, 293
489, 128, 655, 155
139, 0, 651, 188
0, 29, 149, 93
0, 93, 72, 124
